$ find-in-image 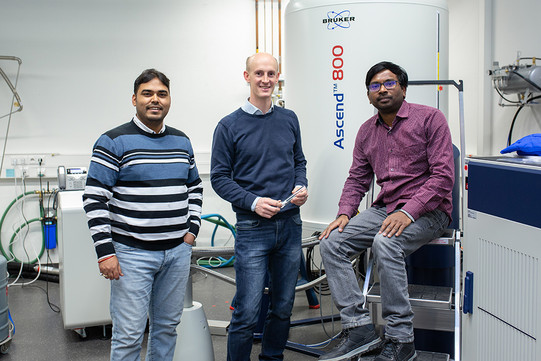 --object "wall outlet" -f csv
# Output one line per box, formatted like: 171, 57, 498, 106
14, 166, 28, 178
28, 157, 44, 165
11, 158, 26, 166
9, 156, 45, 166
